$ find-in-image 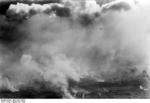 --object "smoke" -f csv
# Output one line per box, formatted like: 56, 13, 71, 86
0, 0, 150, 98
